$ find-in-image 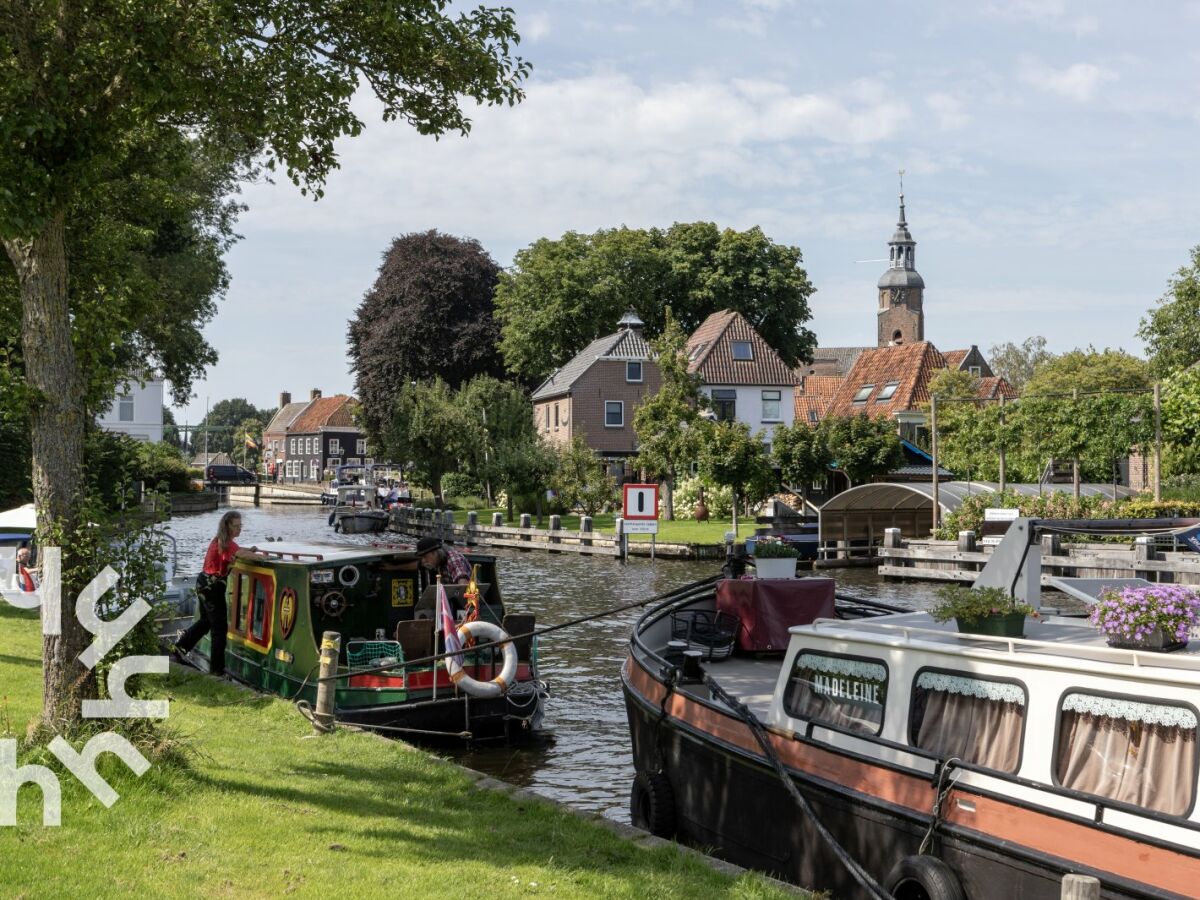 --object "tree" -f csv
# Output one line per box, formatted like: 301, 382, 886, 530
1139, 246, 1200, 377
697, 421, 773, 532
233, 417, 266, 471
820, 416, 903, 487
349, 231, 506, 442
0, 1, 528, 730
771, 420, 831, 508
551, 436, 615, 519
383, 379, 481, 505
1163, 368, 1200, 474
198, 399, 272, 457
458, 375, 539, 507
987, 336, 1053, 393
633, 309, 706, 520
1023, 348, 1150, 395
495, 223, 817, 383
